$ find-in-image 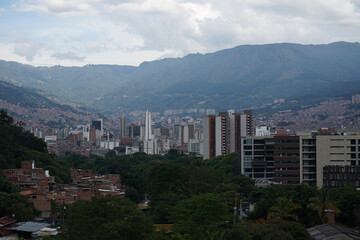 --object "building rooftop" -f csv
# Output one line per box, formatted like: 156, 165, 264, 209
0, 217, 16, 227
307, 224, 360, 240
11, 222, 50, 233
